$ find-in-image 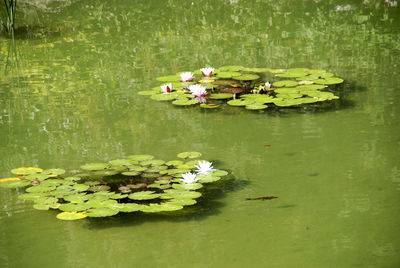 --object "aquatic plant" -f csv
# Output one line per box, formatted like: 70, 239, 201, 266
1, 0, 17, 32
138, 66, 344, 110
0, 152, 228, 220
